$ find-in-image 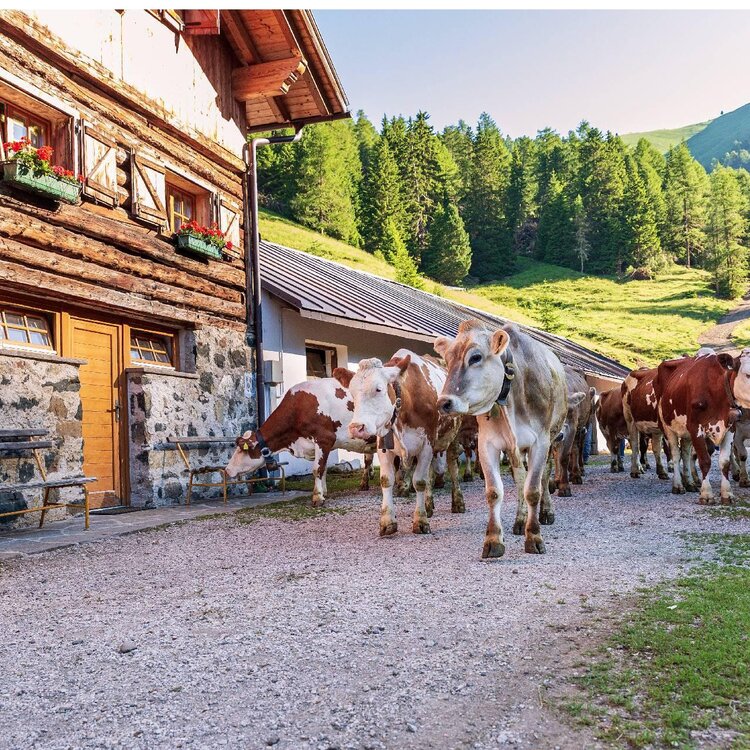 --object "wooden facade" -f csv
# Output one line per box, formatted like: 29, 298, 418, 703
0, 10, 348, 511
